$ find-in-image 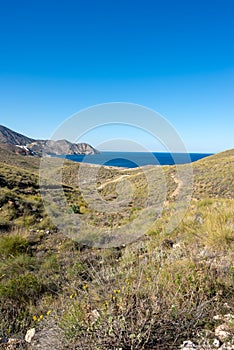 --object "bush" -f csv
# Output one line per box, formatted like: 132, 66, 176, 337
0, 254, 36, 277
0, 234, 30, 258
0, 273, 45, 302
